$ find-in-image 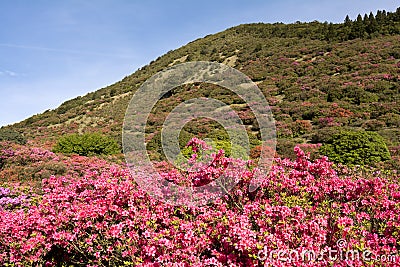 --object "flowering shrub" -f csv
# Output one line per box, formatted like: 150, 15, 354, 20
0, 187, 29, 209
0, 142, 63, 184
0, 184, 41, 212
0, 141, 122, 185
318, 117, 341, 127
0, 141, 399, 266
